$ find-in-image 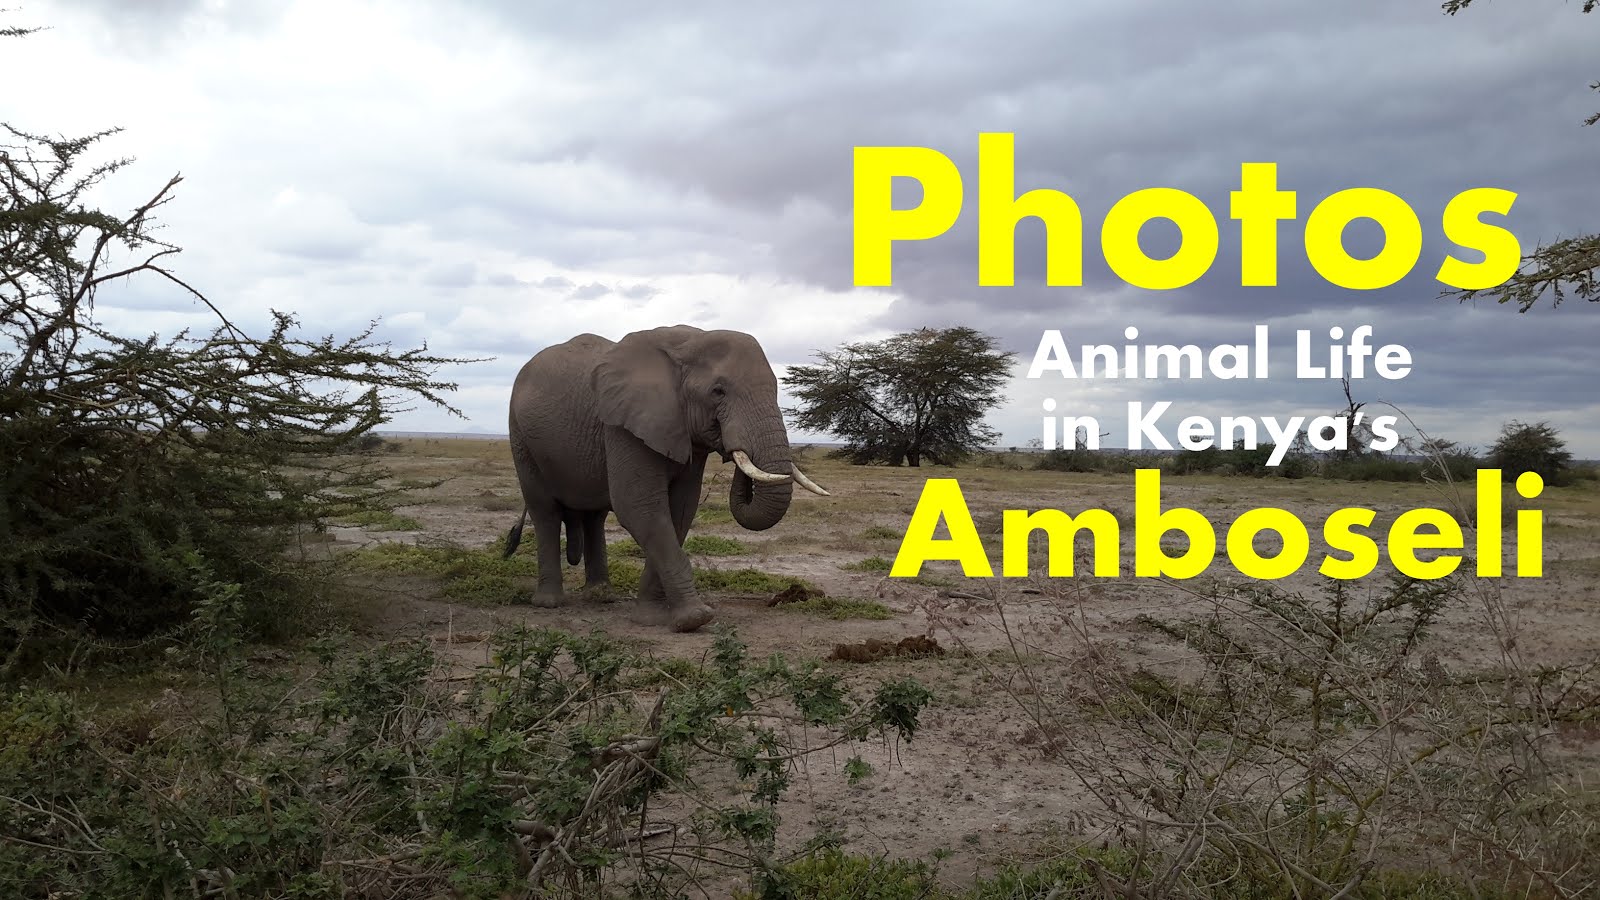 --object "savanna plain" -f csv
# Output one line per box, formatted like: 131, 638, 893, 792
16, 437, 1600, 900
